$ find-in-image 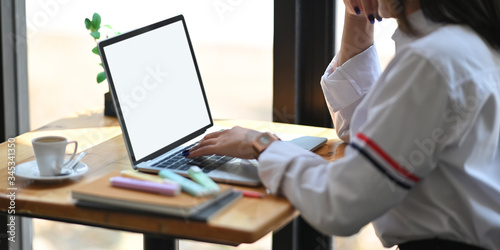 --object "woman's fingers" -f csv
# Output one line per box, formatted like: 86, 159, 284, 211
345, 0, 362, 16
344, 0, 382, 23
189, 144, 218, 158
359, 0, 379, 23
201, 130, 224, 140
189, 130, 226, 152
187, 126, 260, 159
193, 138, 218, 150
